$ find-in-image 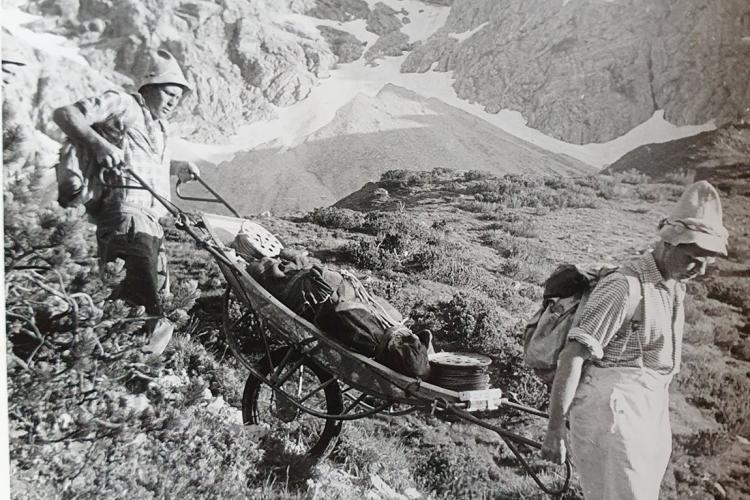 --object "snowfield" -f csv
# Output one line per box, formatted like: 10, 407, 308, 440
3, 3, 715, 169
